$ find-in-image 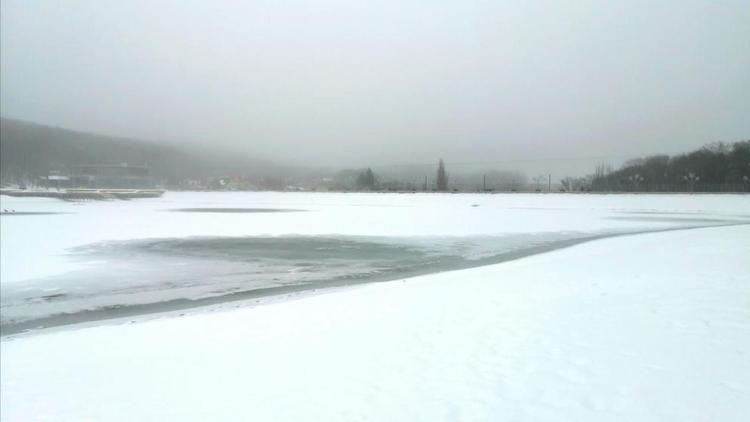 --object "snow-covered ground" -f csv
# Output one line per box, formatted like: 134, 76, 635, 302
2, 223, 749, 421
1, 192, 748, 328
1, 192, 749, 421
